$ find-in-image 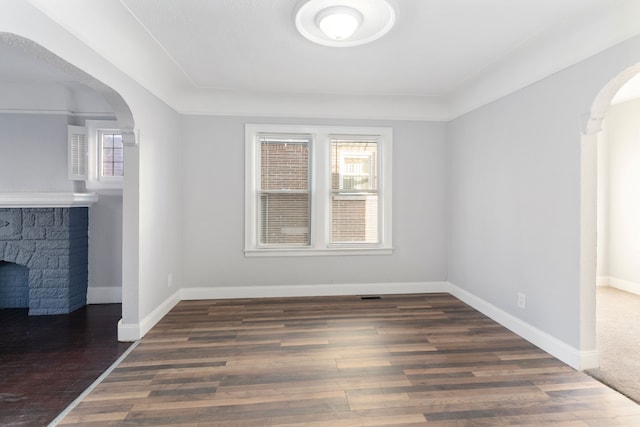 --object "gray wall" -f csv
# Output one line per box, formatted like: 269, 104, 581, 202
448, 90, 581, 347
88, 193, 122, 296
0, 114, 73, 192
447, 34, 640, 349
180, 115, 448, 289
